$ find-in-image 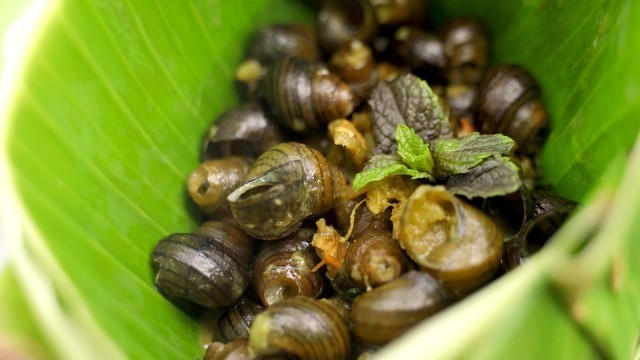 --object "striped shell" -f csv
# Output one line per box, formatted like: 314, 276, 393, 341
152, 220, 253, 309
228, 142, 346, 240
248, 297, 351, 360
260, 56, 356, 133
